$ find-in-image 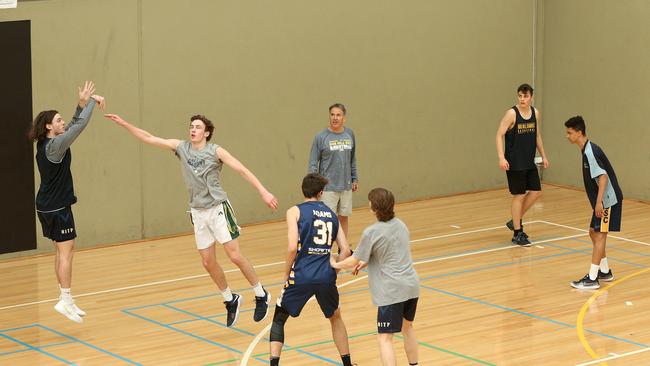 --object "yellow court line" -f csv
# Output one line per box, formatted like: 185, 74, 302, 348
577, 267, 650, 365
